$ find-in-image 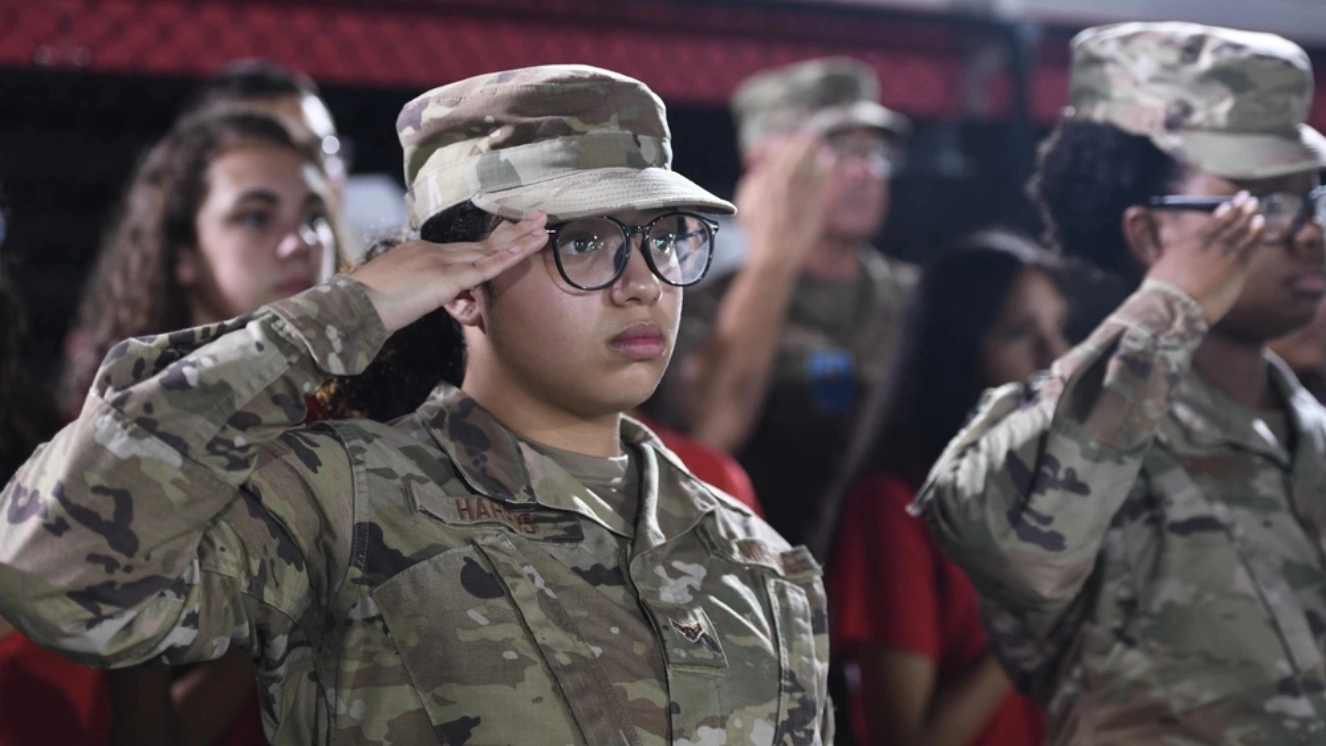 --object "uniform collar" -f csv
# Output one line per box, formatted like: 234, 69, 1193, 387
414, 383, 725, 552
1164, 354, 1325, 469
